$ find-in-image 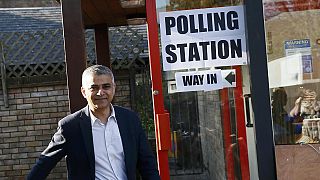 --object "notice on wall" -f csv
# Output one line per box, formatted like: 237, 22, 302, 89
284, 39, 312, 73
175, 69, 236, 92
268, 53, 303, 88
159, 6, 247, 71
